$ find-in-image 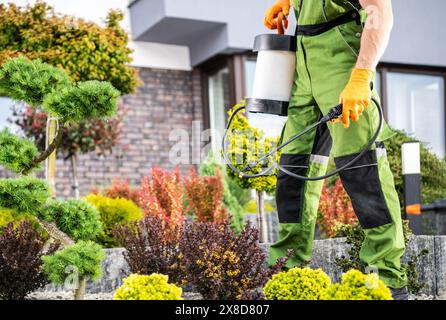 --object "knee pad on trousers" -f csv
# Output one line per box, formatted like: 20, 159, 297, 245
334, 149, 392, 229
276, 154, 309, 223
